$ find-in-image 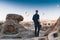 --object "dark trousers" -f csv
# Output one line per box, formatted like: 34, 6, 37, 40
35, 25, 41, 37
